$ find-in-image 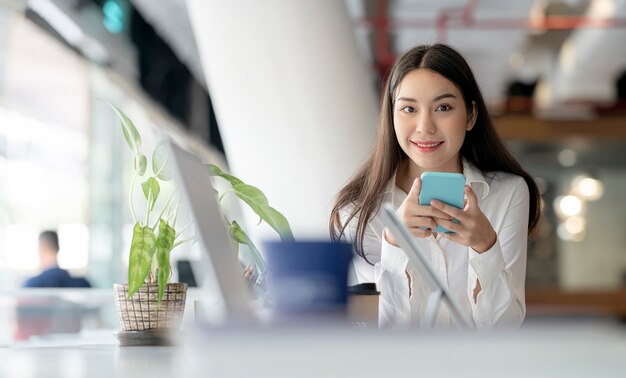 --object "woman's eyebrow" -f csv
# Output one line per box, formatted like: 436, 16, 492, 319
396, 97, 416, 102
396, 93, 457, 103
432, 93, 456, 102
